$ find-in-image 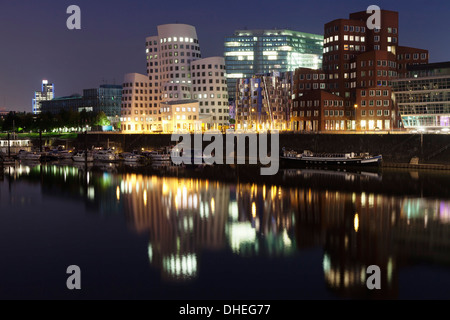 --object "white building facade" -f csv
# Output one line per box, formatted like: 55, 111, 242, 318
121, 73, 155, 132
191, 57, 229, 130
121, 24, 230, 133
